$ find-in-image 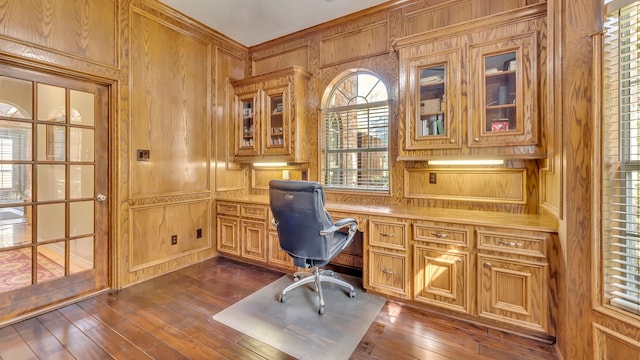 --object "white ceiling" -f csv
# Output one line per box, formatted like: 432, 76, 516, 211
158, 0, 391, 47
